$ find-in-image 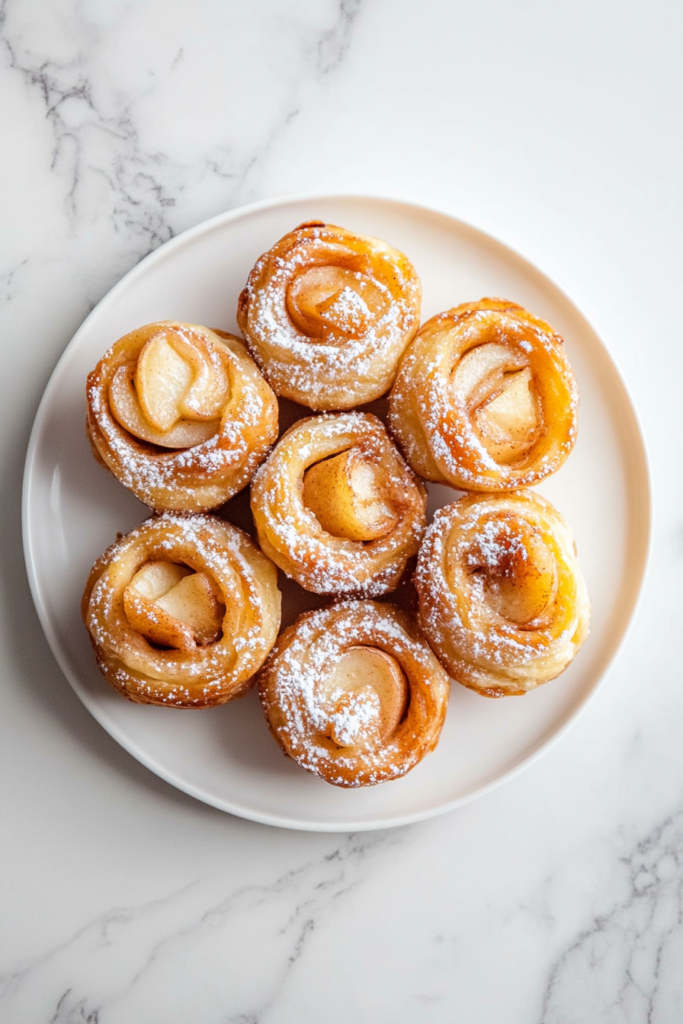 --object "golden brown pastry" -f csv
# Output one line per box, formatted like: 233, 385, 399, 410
259, 601, 450, 787
250, 412, 426, 595
415, 490, 590, 697
86, 321, 278, 510
237, 221, 421, 410
82, 512, 281, 707
389, 298, 579, 491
